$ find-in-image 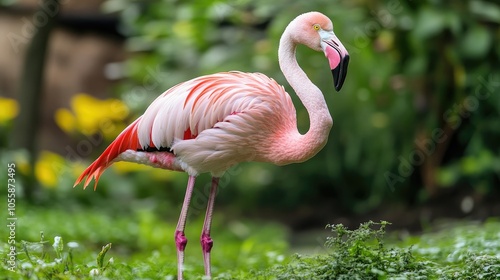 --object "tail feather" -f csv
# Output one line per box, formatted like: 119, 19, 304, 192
74, 118, 142, 190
